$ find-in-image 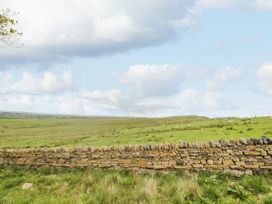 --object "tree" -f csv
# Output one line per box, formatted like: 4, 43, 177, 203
0, 8, 22, 46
